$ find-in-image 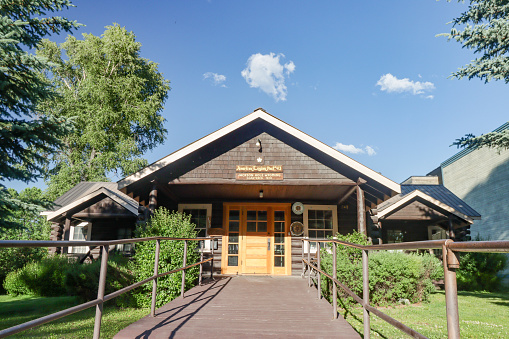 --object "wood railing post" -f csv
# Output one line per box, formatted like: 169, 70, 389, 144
307, 239, 312, 287
443, 243, 460, 339
332, 241, 337, 319
150, 239, 161, 317
181, 240, 187, 298
301, 239, 305, 278
93, 245, 109, 339
362, 249, 370, 339
210, 239, 215, 280
317, 242, 321, 299
199, 240, 204, 286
